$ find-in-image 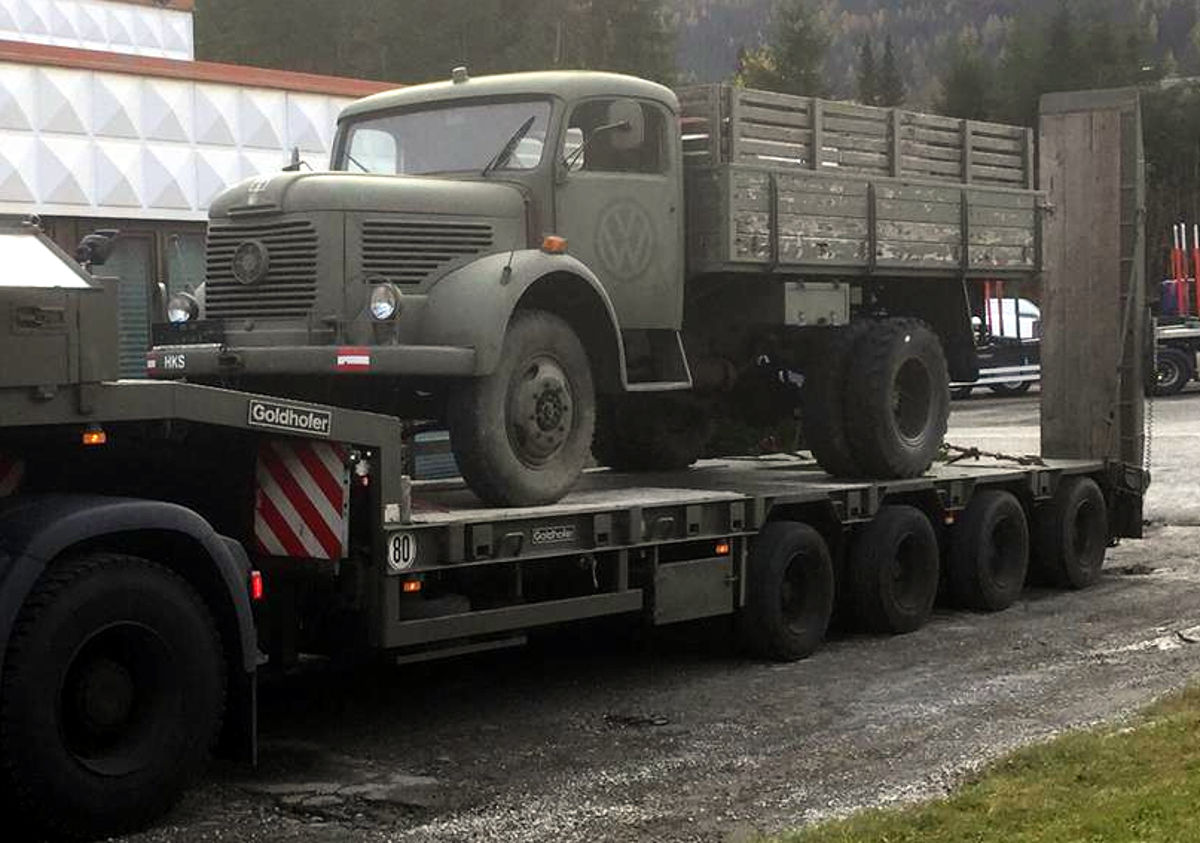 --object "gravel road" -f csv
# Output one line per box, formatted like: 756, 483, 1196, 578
114, 389, 1200, 843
